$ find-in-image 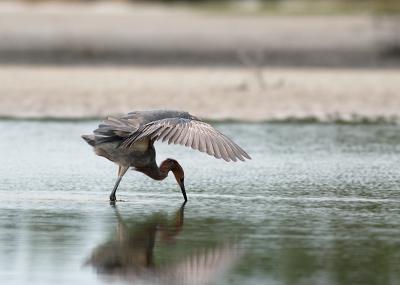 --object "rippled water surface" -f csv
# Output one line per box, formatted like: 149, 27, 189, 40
1, 121, 400, 285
